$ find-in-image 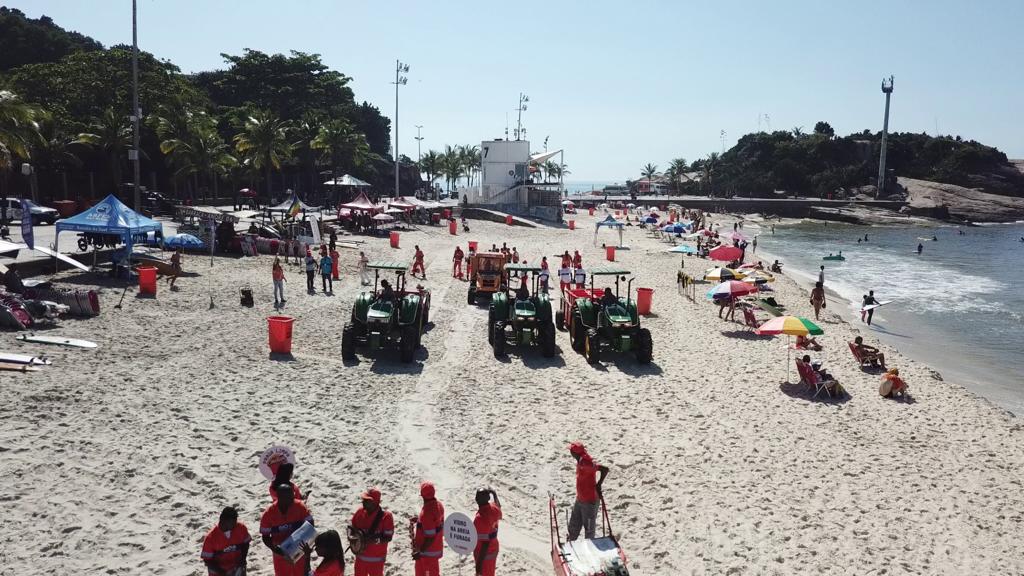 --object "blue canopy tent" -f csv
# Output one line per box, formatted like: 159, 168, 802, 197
594, 214, 625, 247
55, 194, 163, 273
